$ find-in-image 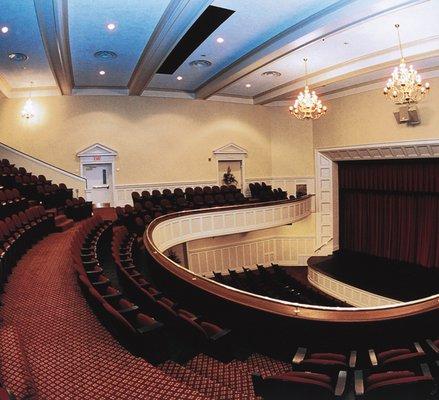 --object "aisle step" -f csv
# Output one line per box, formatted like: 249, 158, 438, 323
185, 353, 257, 399
0, 325, 37, 400
245, 353, 291, 376
160, 360, 248, 400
